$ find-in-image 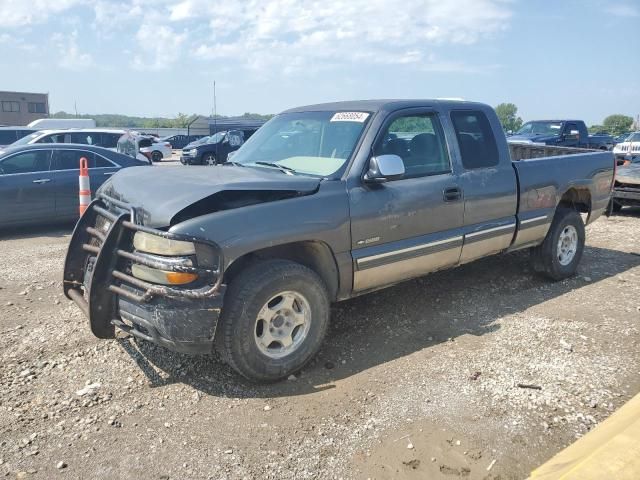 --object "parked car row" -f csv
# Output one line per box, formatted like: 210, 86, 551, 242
180, 129, 256, 165
0, 144, 150, 227
0, 127, 176, 163
508, 120, 614, 150
155, 134, 206, 150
